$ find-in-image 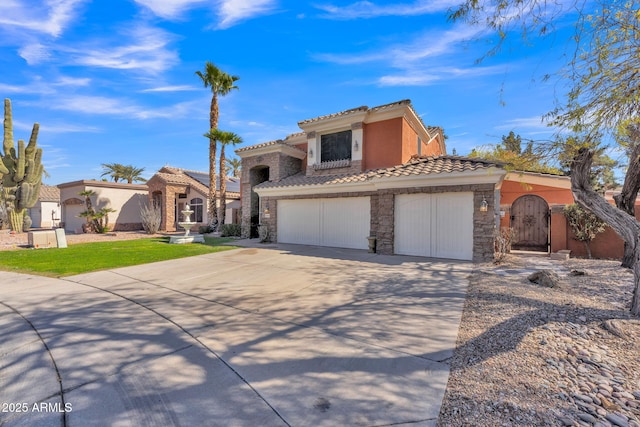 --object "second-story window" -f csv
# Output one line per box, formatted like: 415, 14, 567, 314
190, 197, 204, 223
321, 130, 352, 162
